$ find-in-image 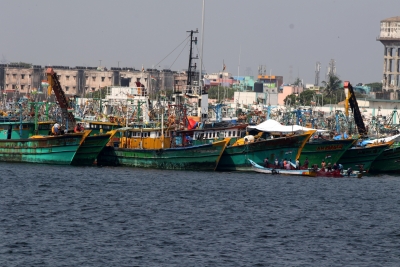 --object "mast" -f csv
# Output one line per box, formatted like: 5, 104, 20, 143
186, 29, 198, 93
199, 0, 205, 93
